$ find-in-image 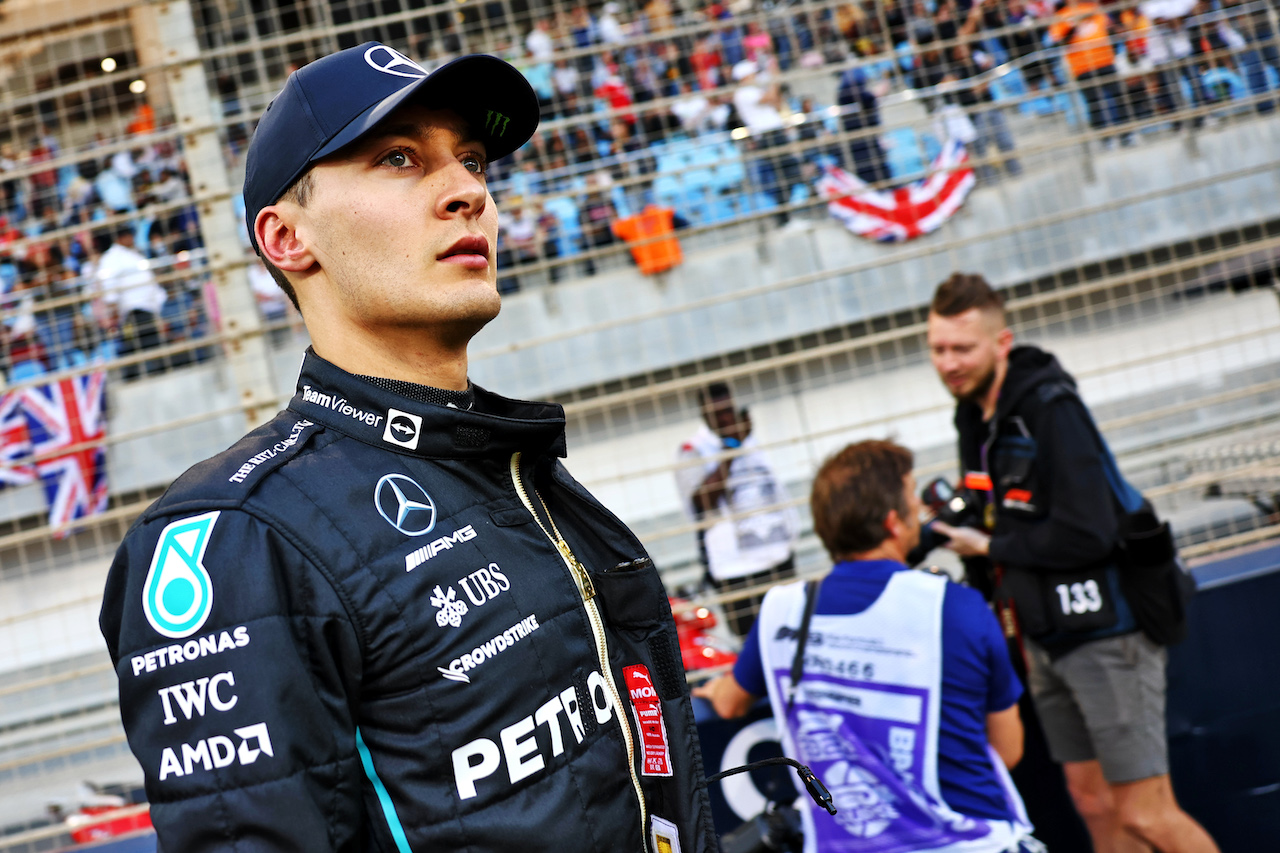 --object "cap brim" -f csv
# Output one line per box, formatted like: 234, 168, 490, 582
313, 54, 539, 165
